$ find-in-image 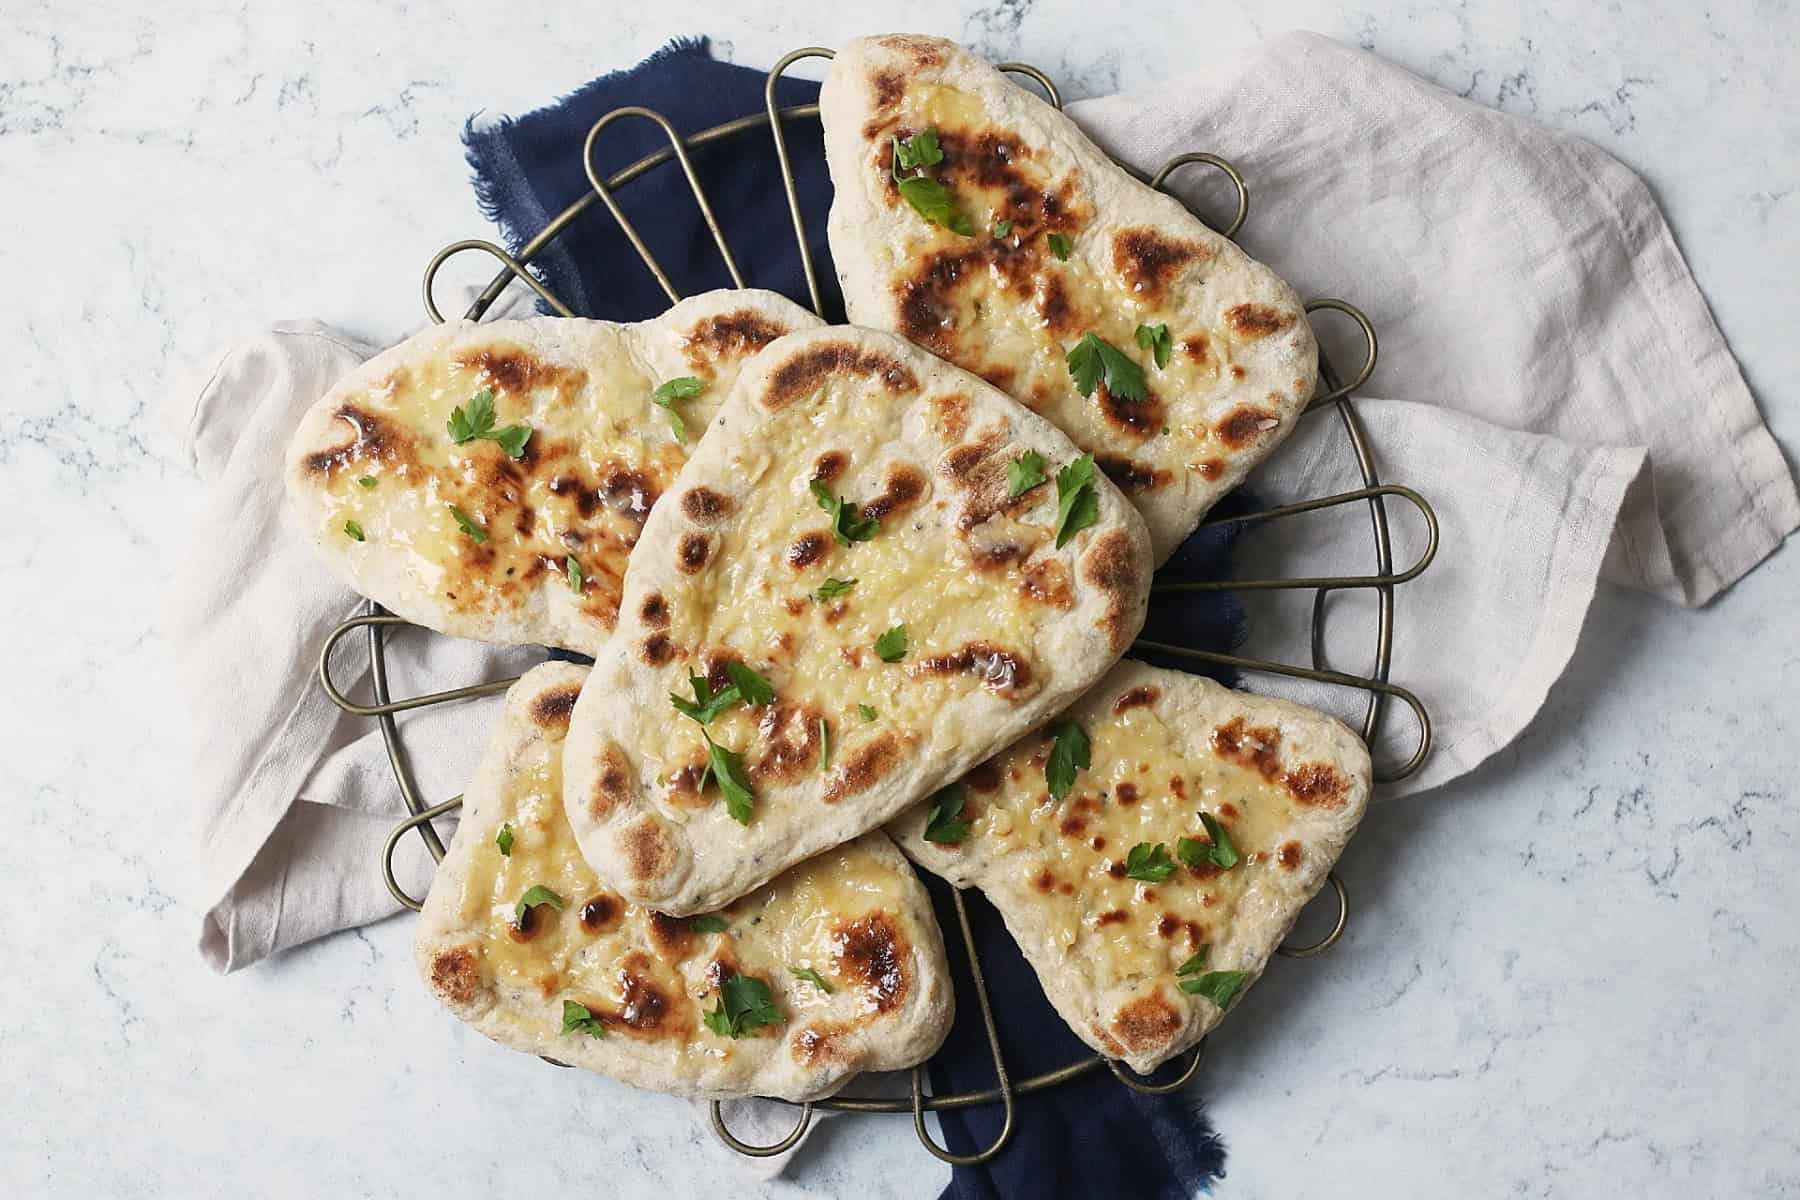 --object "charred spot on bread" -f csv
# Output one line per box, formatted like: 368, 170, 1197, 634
303, 404, 414, 479
1112, 993, 1183, 1053
529, 685, 580, 729
638, 592, 670, 628
1112, 684, 1161, 714
589, 743, 633, 822
831, 913, 910, 1013
860, 462, 929, 523
1096, 454, 1171, 493
620, 816, 678, 883
1213, 406, 1282, 450
1225, 303, 1295, 338
1096, 381, 1165, 440
578, 893, 623, 934
1079, 529, 1145, 653
1212, 716, 1283, 780
429, 945, 484, 1005
639, 632, 675, 666
908, 642, 1036, 700
679, 486, 734, 525
1017, 558, 1074, 609
676, 532, 713, 575
647, 911, 696, 960
785, 530, 832, 570
823, 733, 901, 803
1277, 840, 1304, 870
751, 703, 827, 783
681, 309, 789, 369
811, 450, 849, 485
762, 342, 918, 409
1112, 228, 1208, 303
1284, 763, 1350, 808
